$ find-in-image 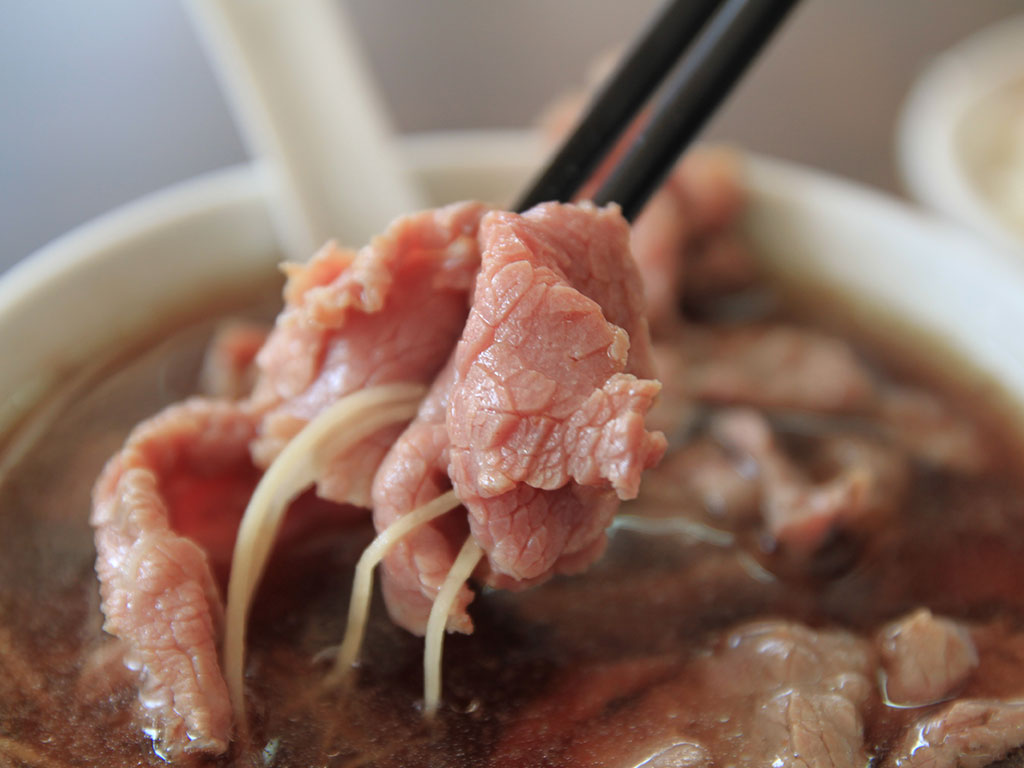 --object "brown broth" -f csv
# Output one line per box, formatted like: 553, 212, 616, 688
3, 292, 1024, 768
